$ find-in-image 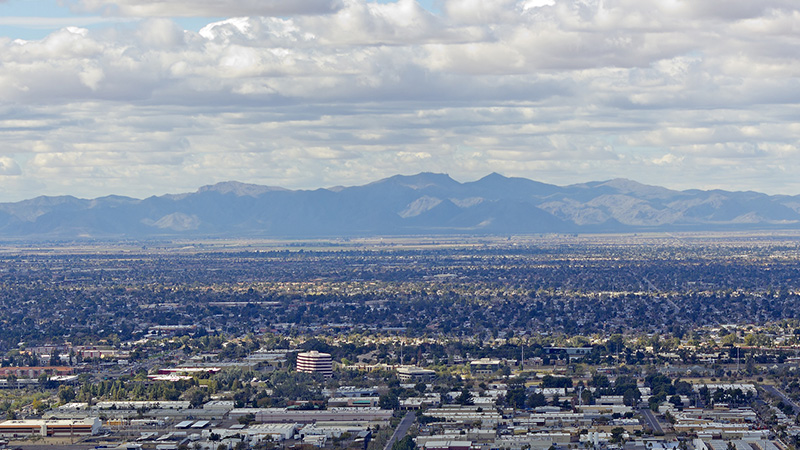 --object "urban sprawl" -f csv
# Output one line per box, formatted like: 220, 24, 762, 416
0, 235, 799, 450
